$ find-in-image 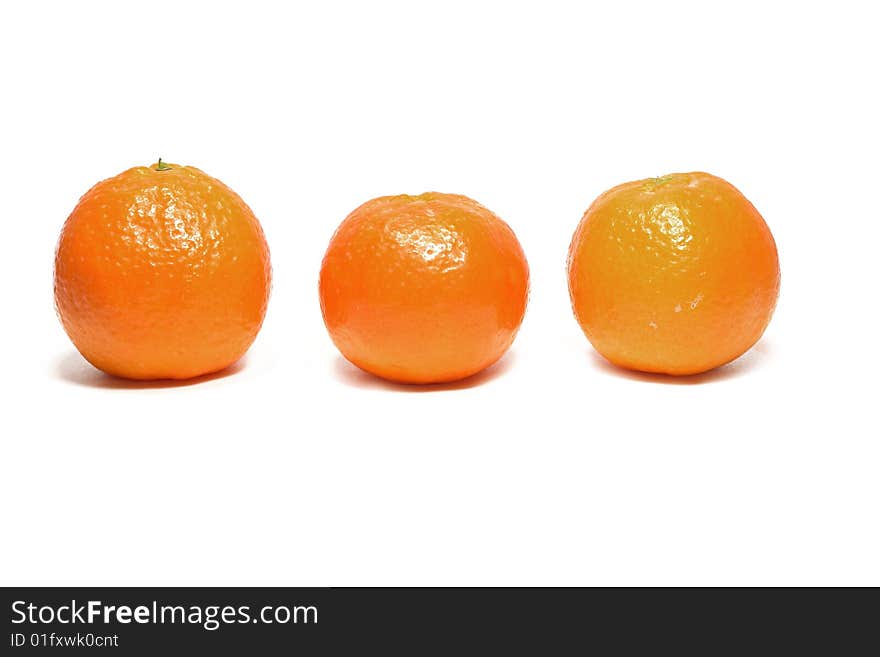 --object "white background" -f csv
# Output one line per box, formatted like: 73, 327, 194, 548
1, 1, 878, 586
